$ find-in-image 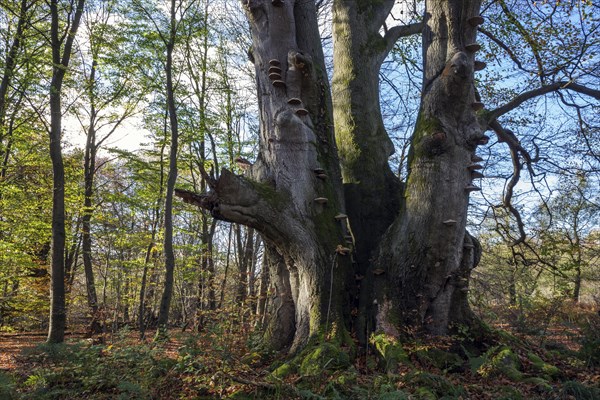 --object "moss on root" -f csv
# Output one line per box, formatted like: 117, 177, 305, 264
271, 329, 355, 379
414, 347, 464, 372
527, 352, 560, 379
479, 346, 523, 381
370, 333, 411, 372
